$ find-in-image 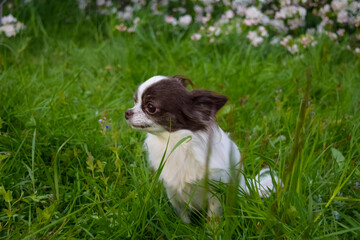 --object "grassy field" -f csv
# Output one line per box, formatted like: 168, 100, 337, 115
1, 2, 360, 239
